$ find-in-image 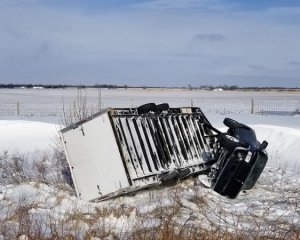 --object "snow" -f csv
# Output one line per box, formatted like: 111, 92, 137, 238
0, 120, 58, 153
0, 89, 299, 238
253, 125, 300, 171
